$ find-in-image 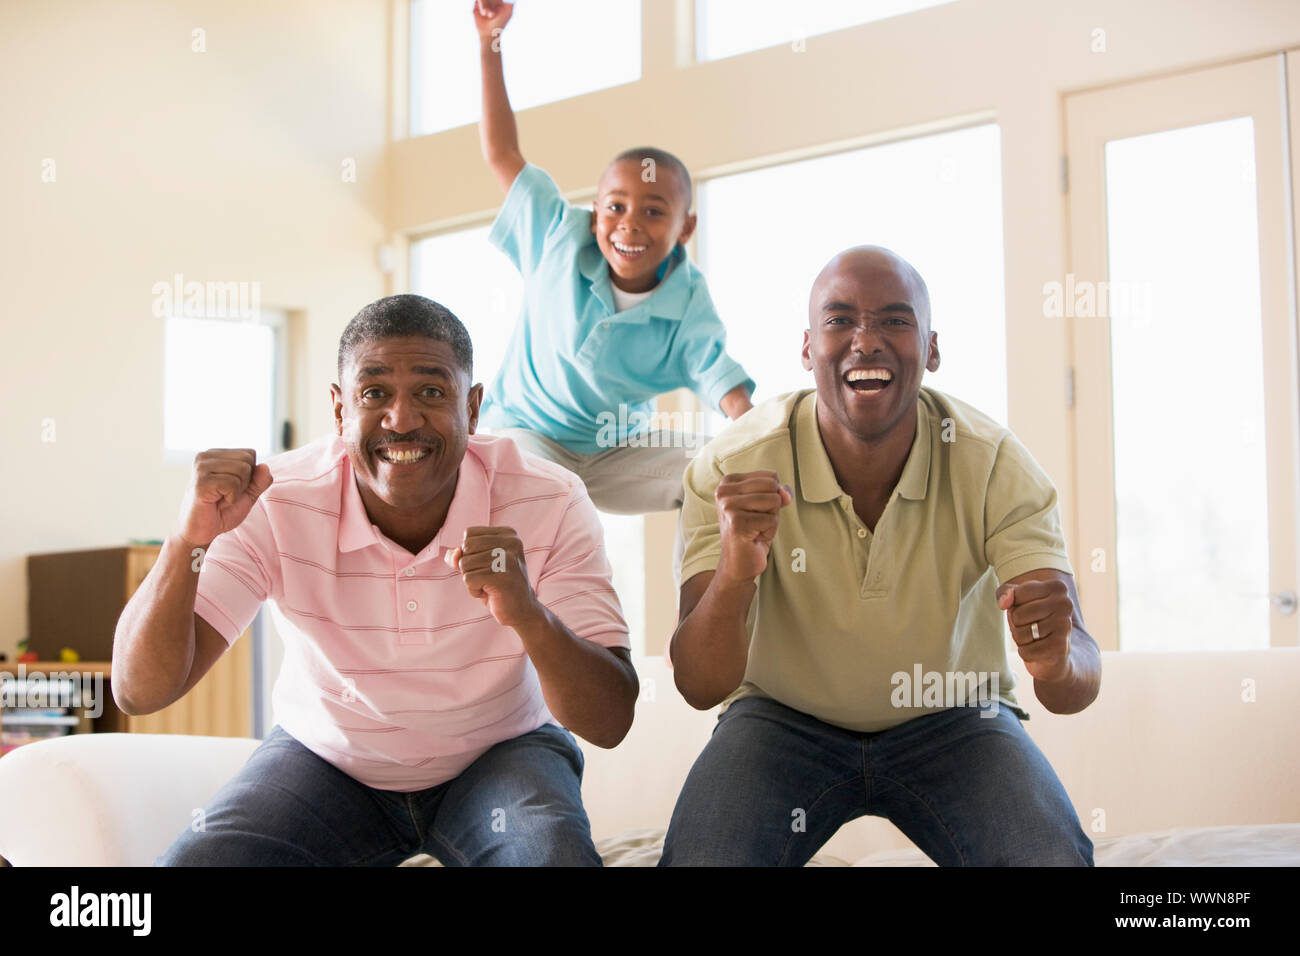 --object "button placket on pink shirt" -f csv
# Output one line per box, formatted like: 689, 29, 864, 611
397, 560, 424, 646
